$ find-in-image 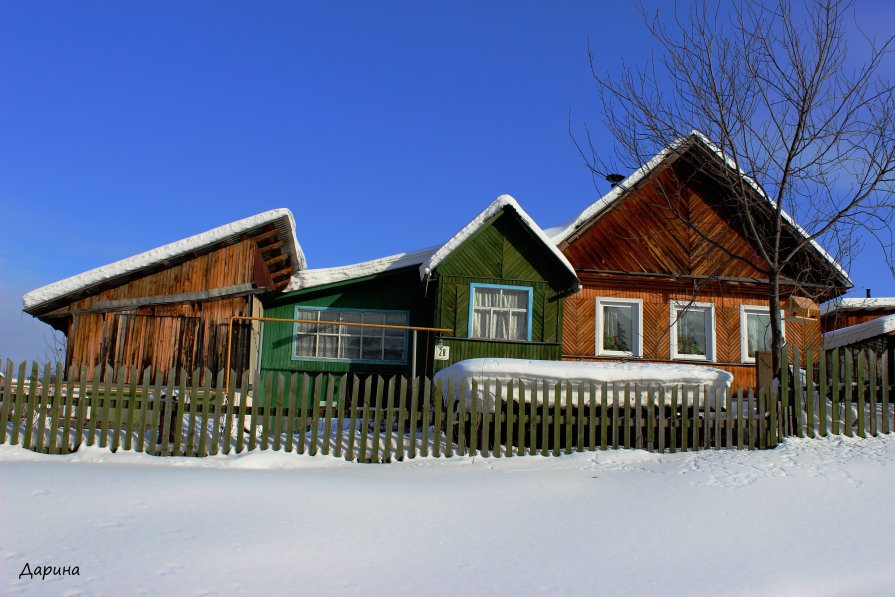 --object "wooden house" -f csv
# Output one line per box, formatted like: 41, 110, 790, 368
258, 195, 580, 383
821, 298, 895, 381
22, 209, 304, 383
820, 297, 895, 334
551, 133, 852, 390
